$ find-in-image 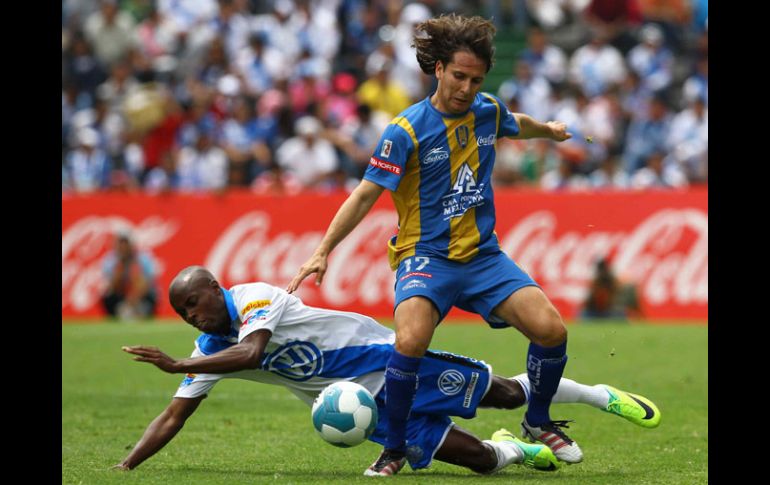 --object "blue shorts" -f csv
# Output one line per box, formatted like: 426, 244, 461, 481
394, 250, 540, 328
368, 350, 493, 469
